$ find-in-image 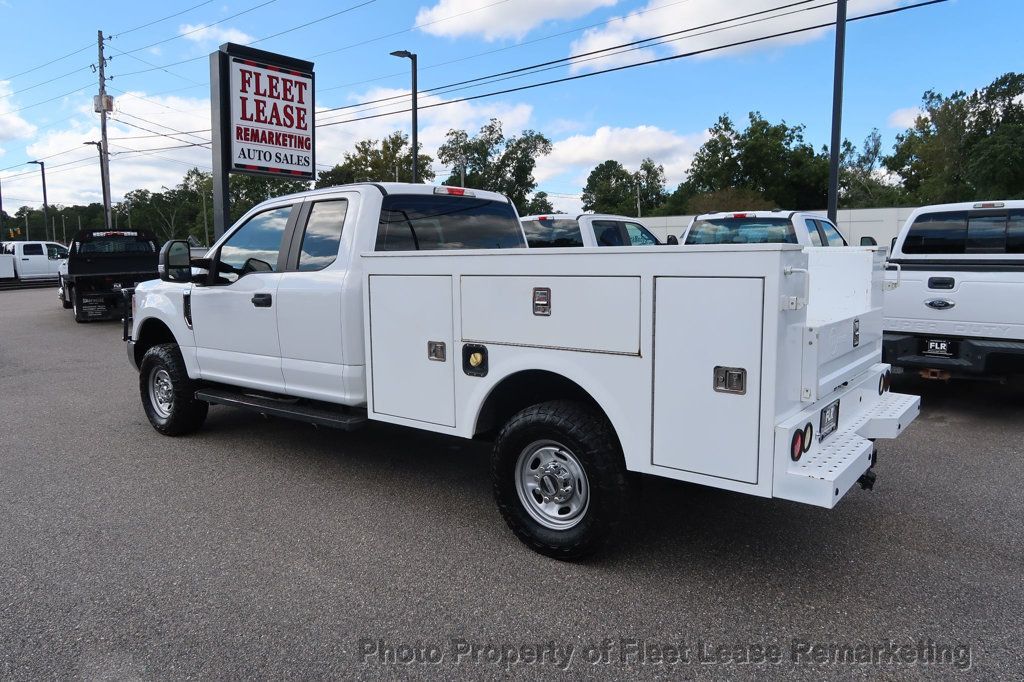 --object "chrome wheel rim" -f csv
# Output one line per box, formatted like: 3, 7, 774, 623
148, 368, 174, 419
515, 439, 589, 530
